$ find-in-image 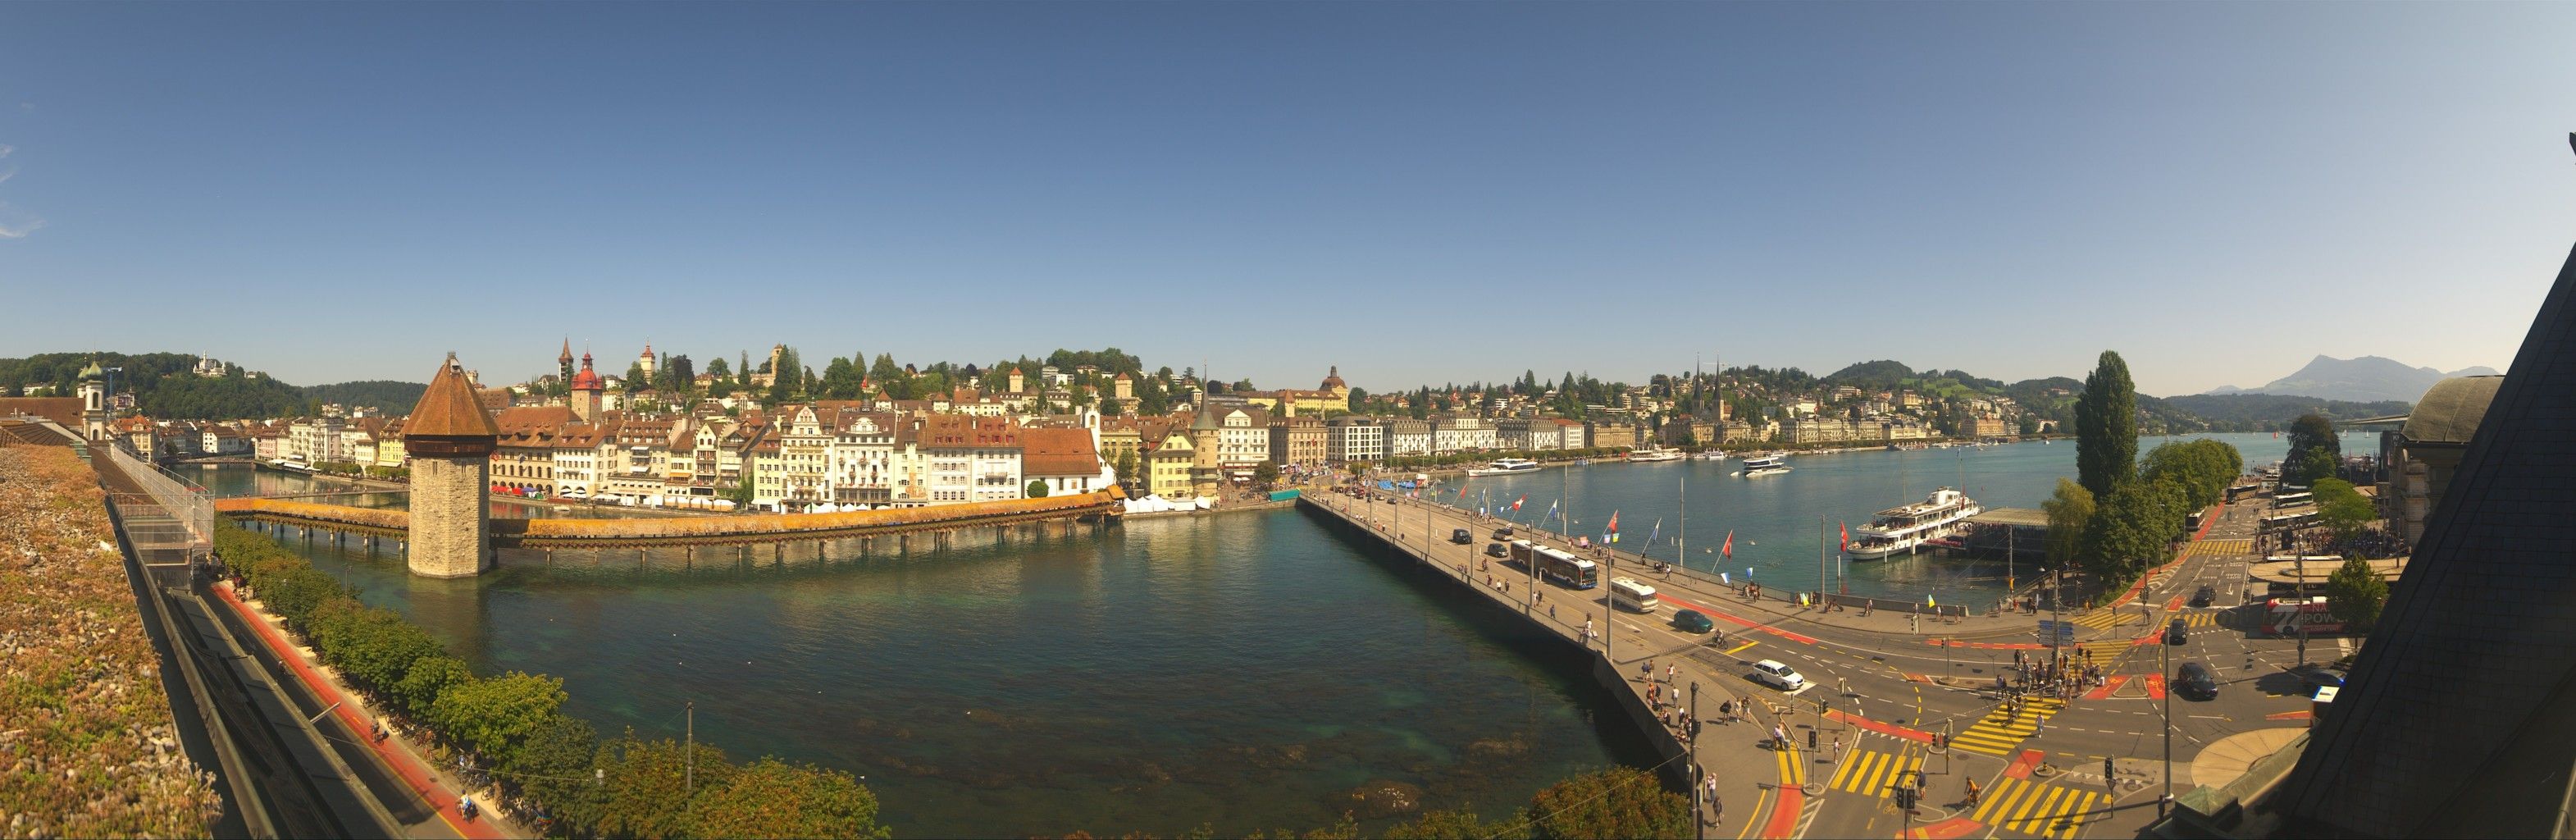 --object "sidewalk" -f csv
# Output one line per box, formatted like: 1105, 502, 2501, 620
212, 582, 518, 840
